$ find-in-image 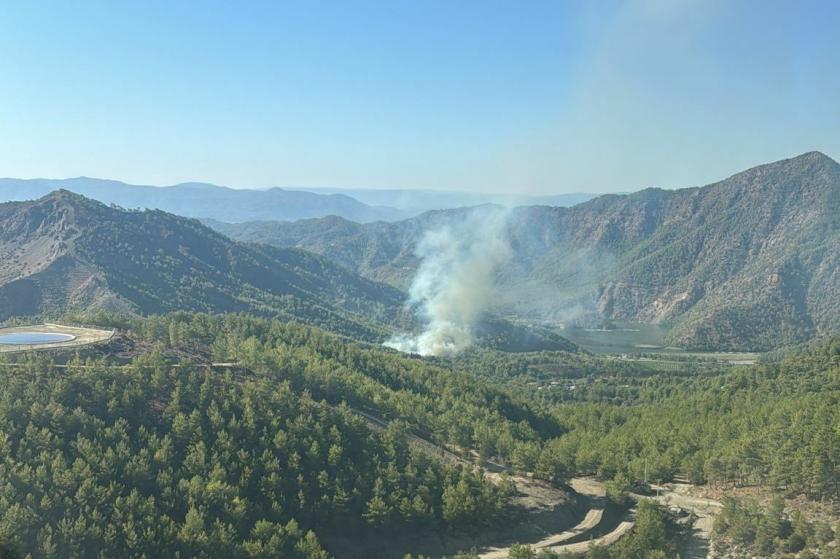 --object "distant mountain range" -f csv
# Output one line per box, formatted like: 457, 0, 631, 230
210, 152, 840, 351
0, 177, 598, 224
0, 177, 406, 223
287, 187, 599, 214
0, 190, 574, 352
